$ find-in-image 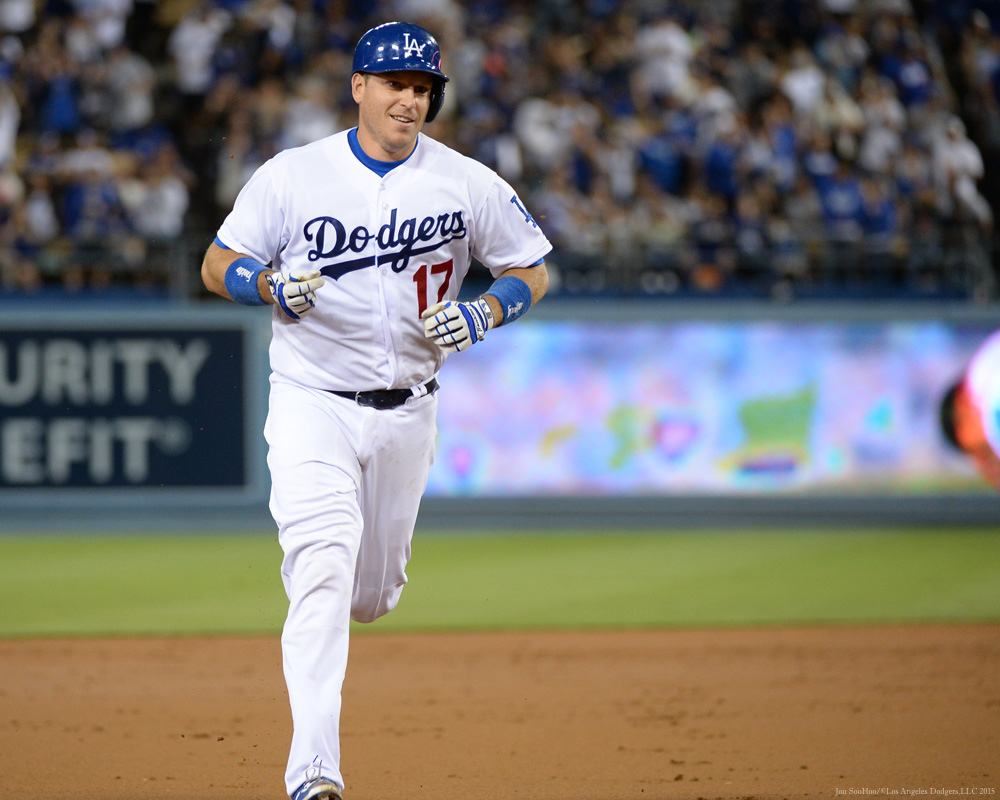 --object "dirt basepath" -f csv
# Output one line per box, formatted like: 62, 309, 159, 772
1, 625, 997, 800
